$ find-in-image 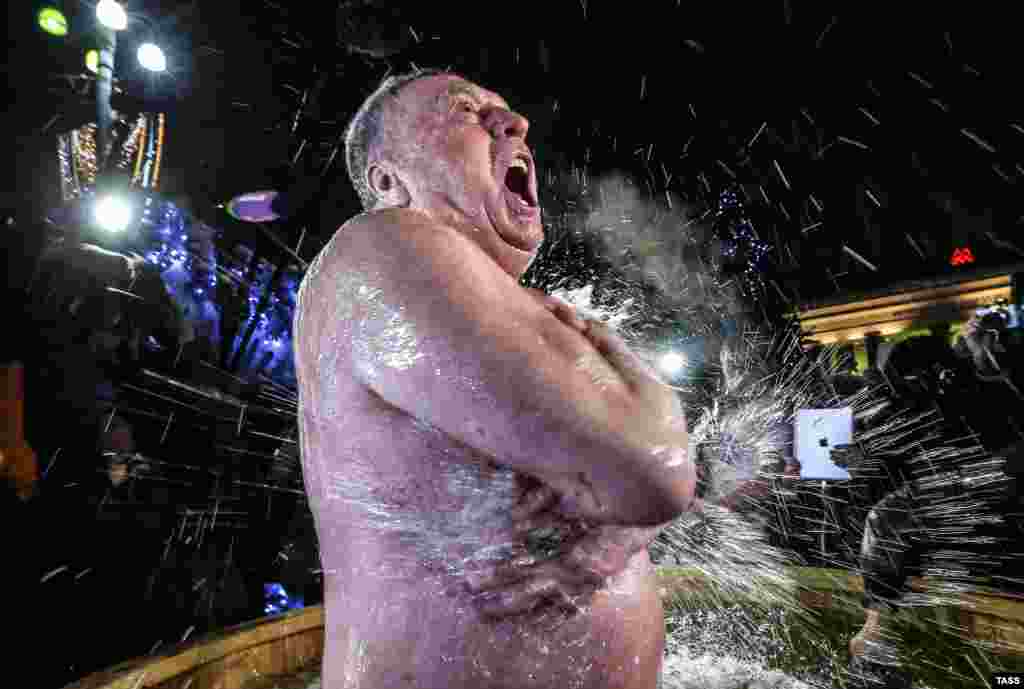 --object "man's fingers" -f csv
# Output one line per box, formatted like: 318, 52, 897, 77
566, 539, 626, 579
509, 484, 559, 521
513, 511, 570, 535
468, 557, 600, 593
475, 577, 561, 618
527, 289, 587, 332
475, 576, 595, 620
547, 299, 587, 332
583, 320, 658, 383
